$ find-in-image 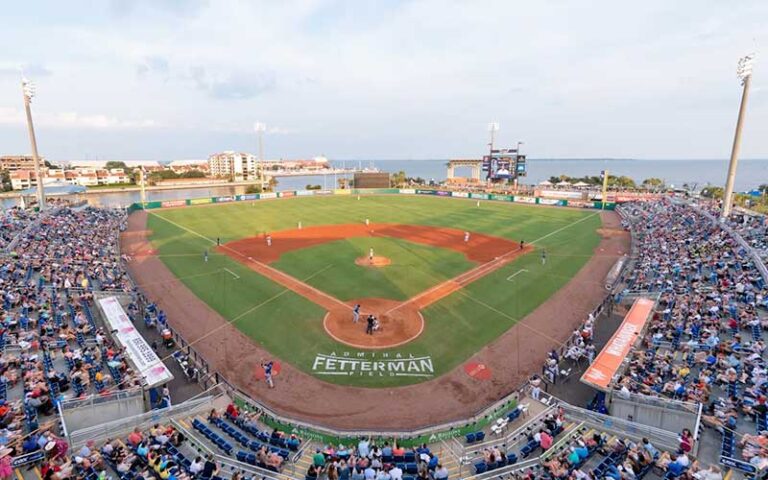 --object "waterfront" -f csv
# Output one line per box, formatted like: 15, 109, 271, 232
1, 158, 766, 209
